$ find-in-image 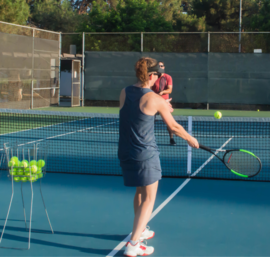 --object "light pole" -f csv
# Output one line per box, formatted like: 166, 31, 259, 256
239, 0, 242, 53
